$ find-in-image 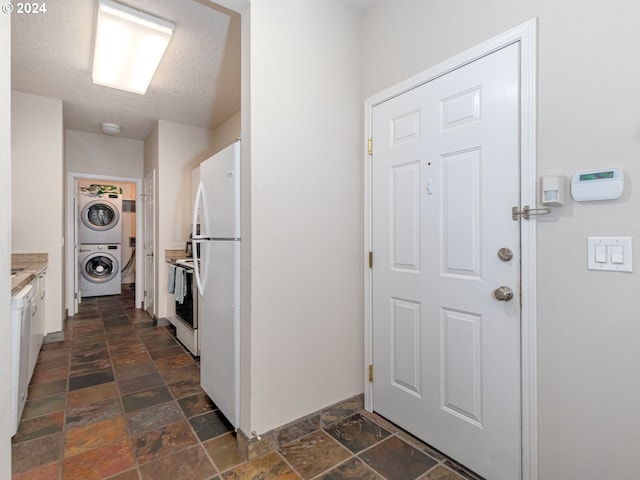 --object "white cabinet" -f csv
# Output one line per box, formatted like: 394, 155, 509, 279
28, 269, 46, 380
11, 285, 33, 436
